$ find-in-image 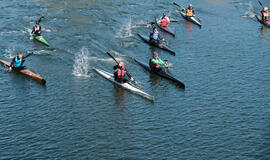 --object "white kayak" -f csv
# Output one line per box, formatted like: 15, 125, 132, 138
94, 68, 154, 101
